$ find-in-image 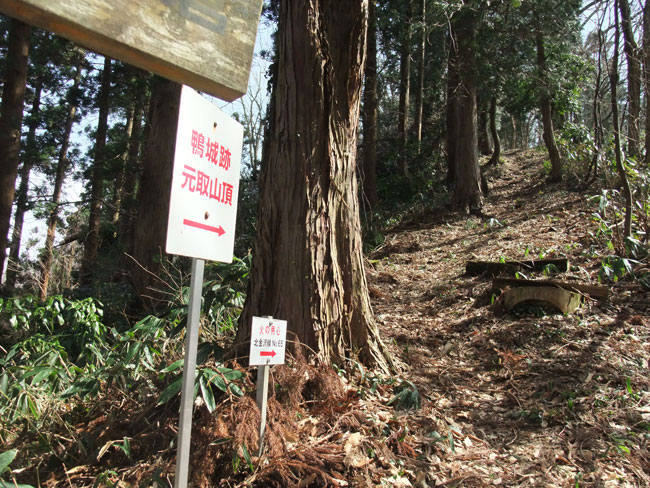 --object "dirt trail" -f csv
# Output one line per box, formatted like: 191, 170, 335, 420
367, 150, 650, 487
